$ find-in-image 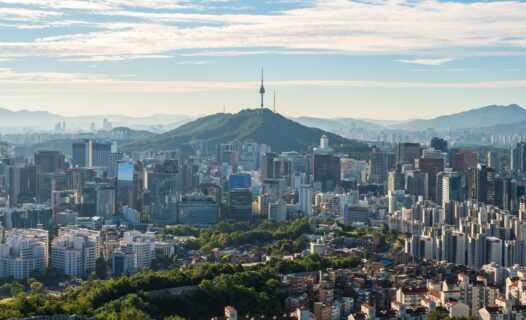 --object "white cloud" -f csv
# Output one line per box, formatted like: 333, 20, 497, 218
398, 58, 455, 66
0, 0, 525, 60
0, 70, 525, 93
177, 60, 209, 65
